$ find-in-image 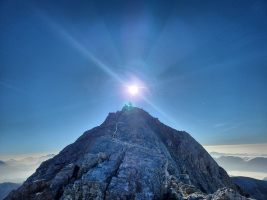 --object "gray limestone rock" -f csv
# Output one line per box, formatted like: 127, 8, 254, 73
5, 106, 248, 200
